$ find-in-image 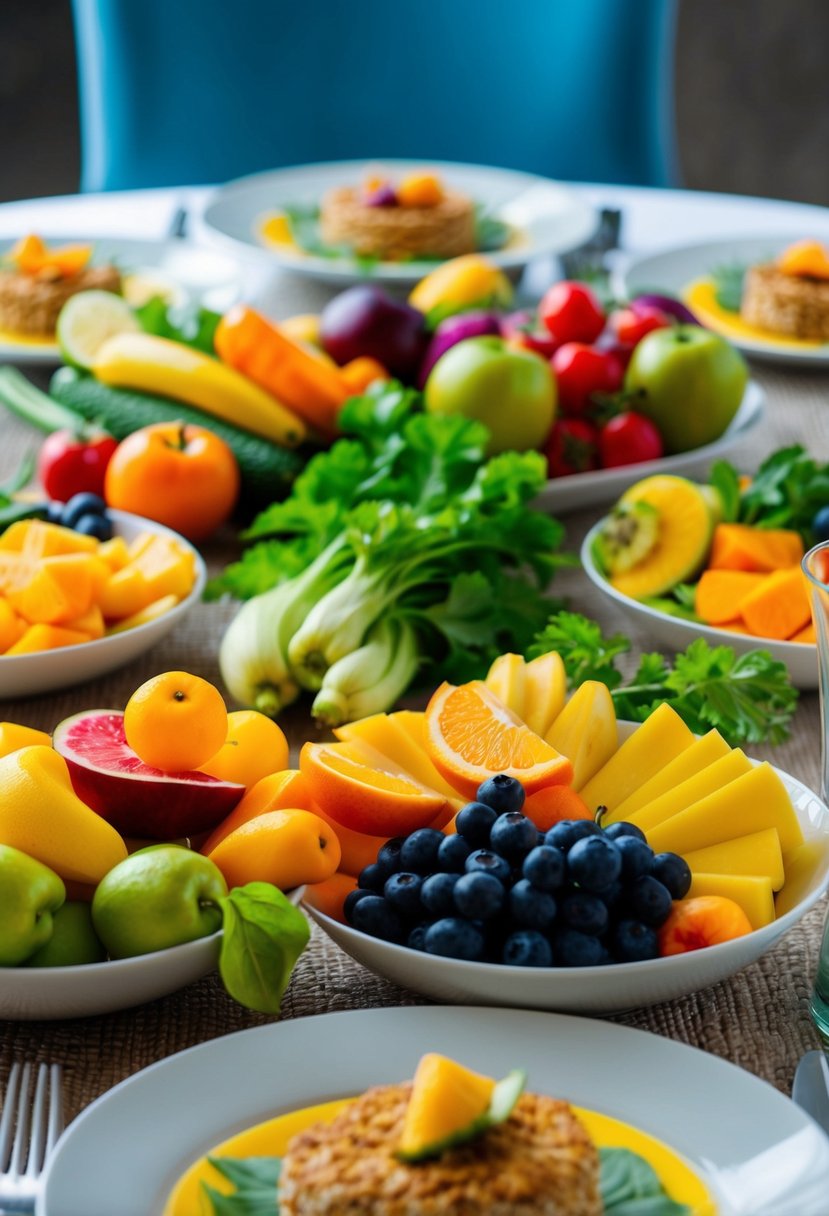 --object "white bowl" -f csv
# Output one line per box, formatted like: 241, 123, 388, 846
306, 731, 829, 1014
1, 887, 305, 1020
581, 522, 818, 690
0, 510, 206, 699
